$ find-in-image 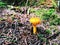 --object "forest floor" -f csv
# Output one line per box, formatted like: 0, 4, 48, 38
0, 7, 60, 45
